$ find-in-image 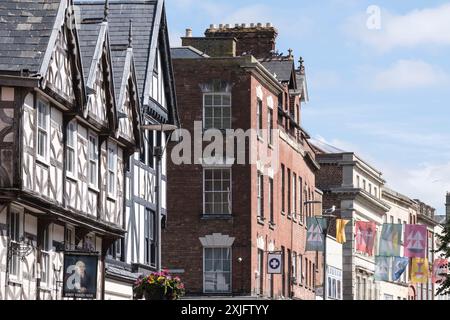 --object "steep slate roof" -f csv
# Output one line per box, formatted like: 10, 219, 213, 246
78, 21, 103, 85
111, 49, 128, 103
259, 58, 295, 83
0, 0, 61, 73
75, 0, 157, 104
171, 46, 209, 59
